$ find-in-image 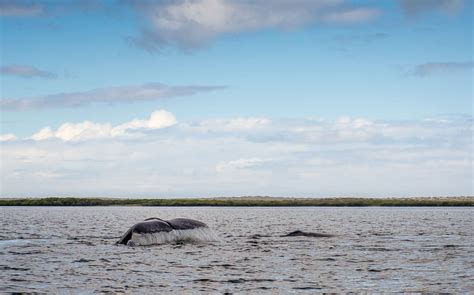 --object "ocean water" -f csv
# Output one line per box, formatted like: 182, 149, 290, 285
0, 206, 472, 293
